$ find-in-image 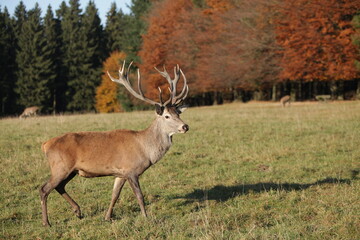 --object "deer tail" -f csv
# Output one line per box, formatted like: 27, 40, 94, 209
41, 140, 52, 154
